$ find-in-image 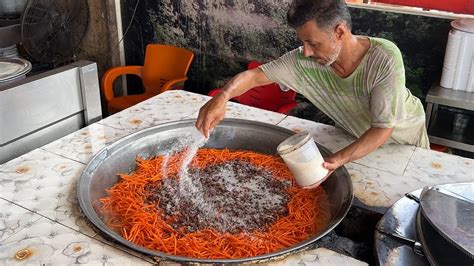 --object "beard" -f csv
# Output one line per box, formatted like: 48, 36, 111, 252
323, 41, 342, 67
